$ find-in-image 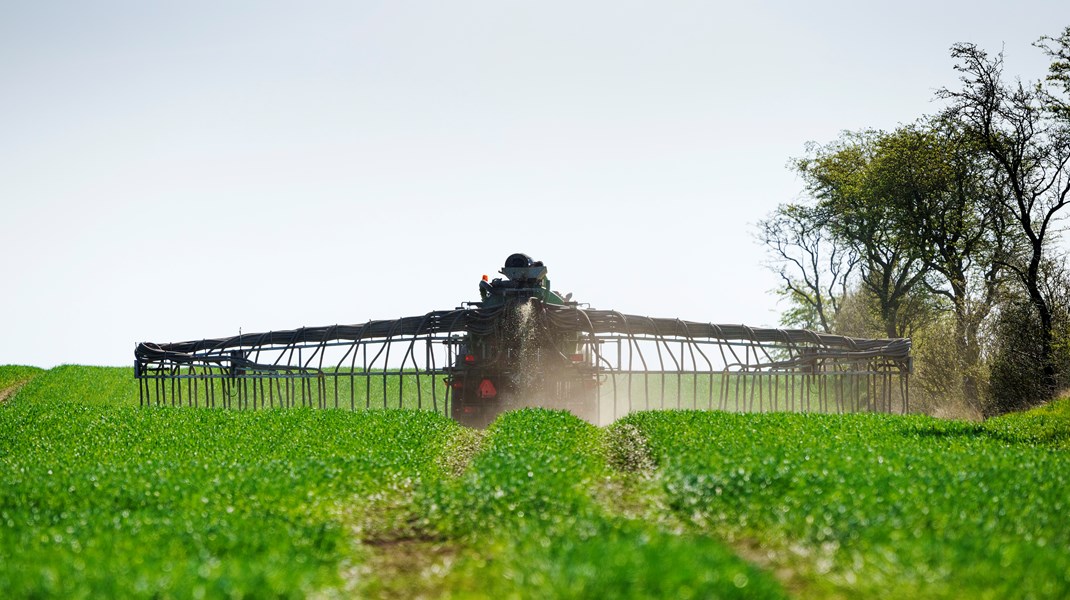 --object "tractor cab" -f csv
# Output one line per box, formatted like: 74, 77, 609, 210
477, 253, 572, 308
